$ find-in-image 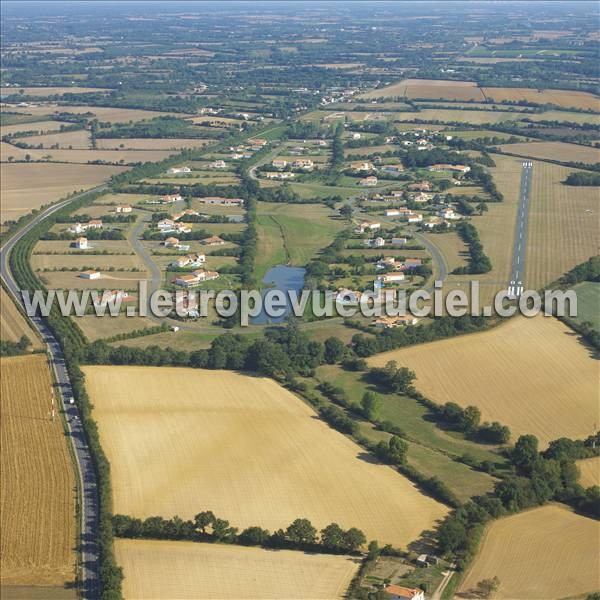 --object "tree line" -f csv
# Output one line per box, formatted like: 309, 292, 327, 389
451, 222, 492, 274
